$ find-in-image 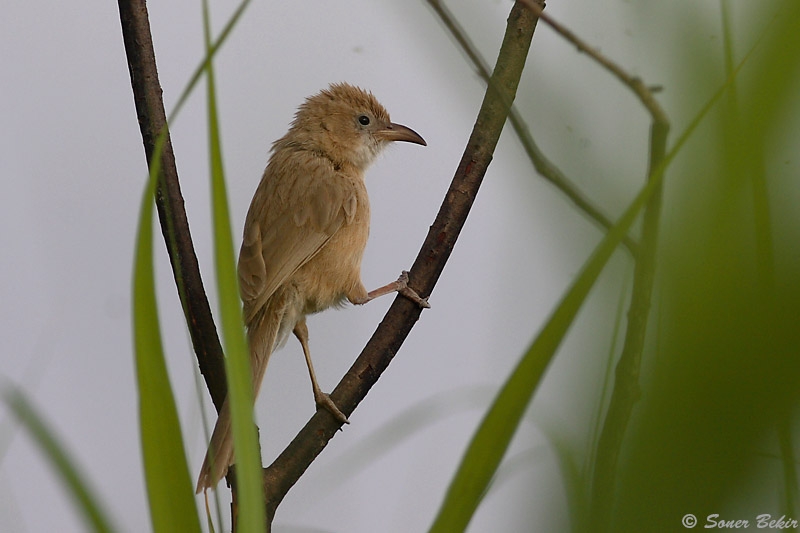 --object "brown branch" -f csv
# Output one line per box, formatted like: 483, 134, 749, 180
426, 0, 638, 255
260, 0, 544, 523
118, 0, 228, 411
